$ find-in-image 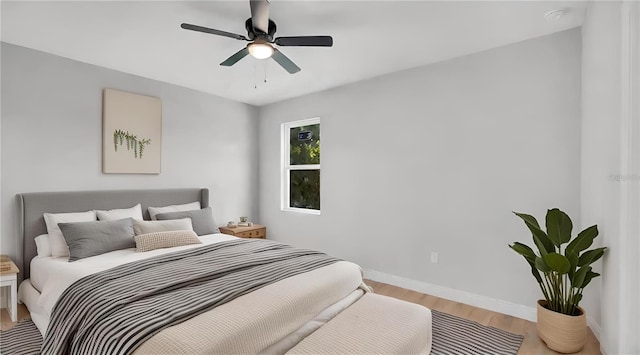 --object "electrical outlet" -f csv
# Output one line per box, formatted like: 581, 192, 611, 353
430, 252, 439, 264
